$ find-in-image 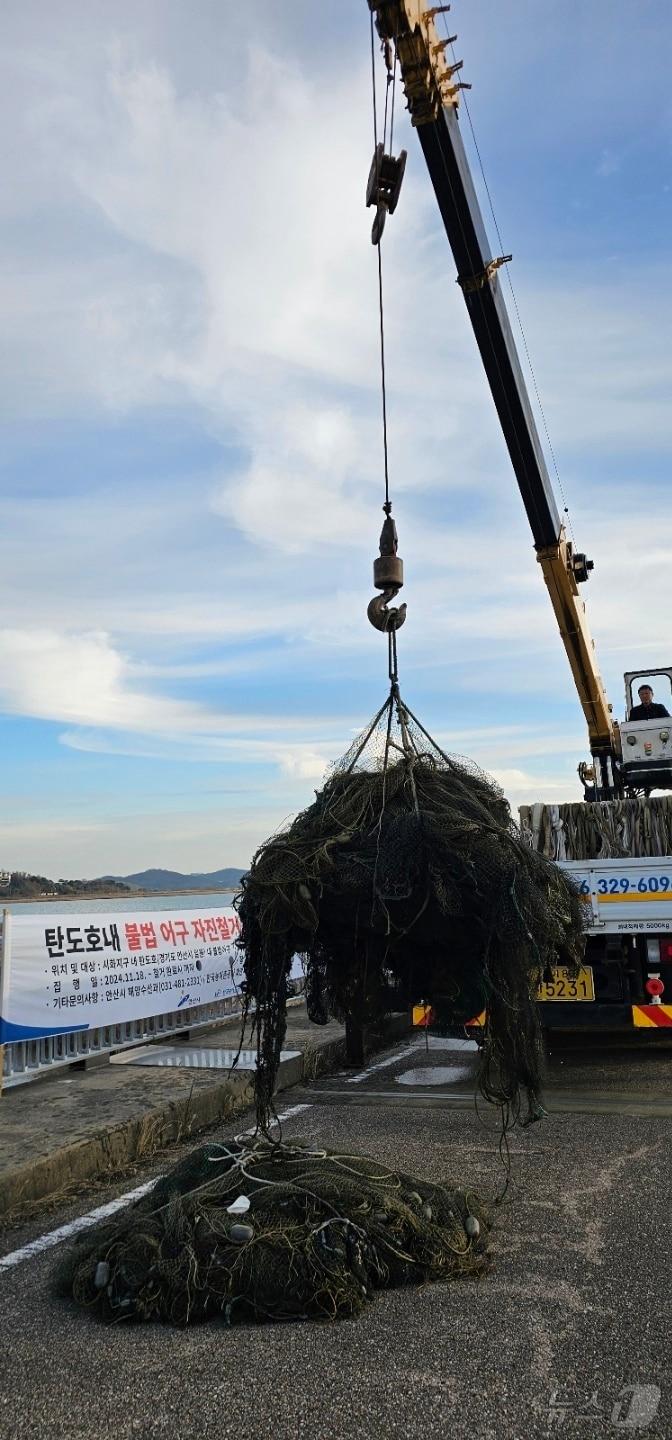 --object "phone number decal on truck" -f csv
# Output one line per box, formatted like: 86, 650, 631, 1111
558, 859, 672, 934
571, 875, 672, 899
